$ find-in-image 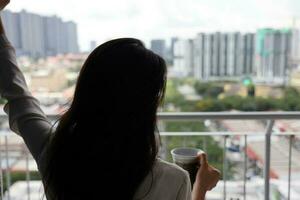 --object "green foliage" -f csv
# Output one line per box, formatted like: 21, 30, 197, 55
165, 121, 206, 132
220, 95, 244, 110
194, 82, 224, 98
2, 171, 41, 192
195, 99, 226, 112
164, 79, 185, 107
206, 86, 224, 98
254, 97, 274, 111
193, 93, 300, 112
192, 81, 300, 112
240, 98, 257, 111
283, 87, 300, 98
194, 82, 211, 95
